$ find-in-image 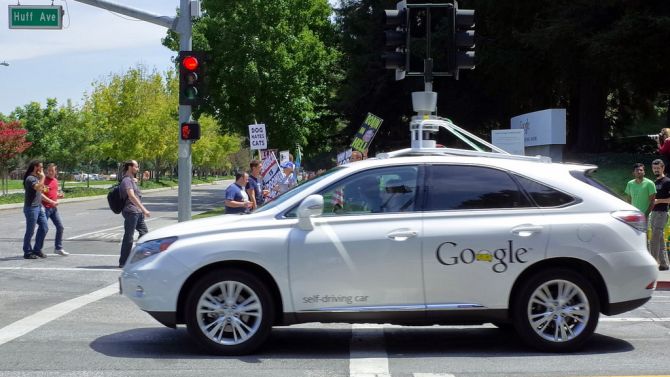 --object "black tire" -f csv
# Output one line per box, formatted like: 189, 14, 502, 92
185, 268, 274, 355
512, 268, 599, 352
